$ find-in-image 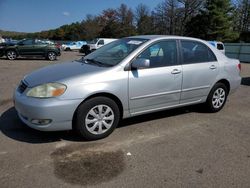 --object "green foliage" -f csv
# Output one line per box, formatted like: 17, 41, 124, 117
206, 0, 238, 41
0, 30, 27, 39
186, 0, 239, 41
135, 4, 154, 35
